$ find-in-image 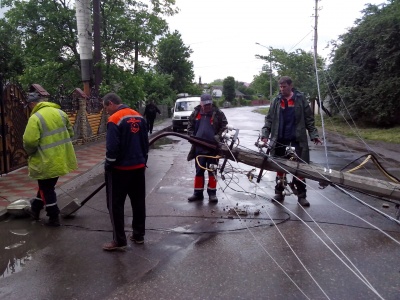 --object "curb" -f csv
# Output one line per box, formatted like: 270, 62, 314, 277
0, 208, 7, 222
0, 119, 173, 222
